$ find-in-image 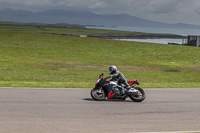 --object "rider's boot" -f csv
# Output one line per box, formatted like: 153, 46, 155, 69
126, 85, 139, 94
127, 87, 139, 94
124, 81, 131, 92
125, 85, 131, 91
